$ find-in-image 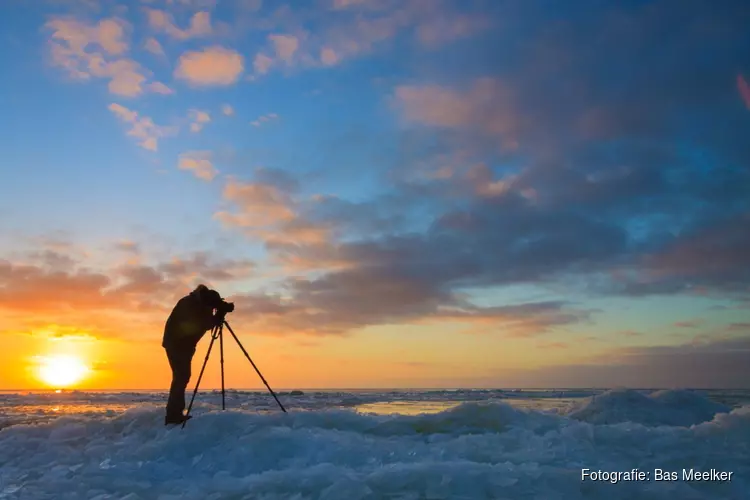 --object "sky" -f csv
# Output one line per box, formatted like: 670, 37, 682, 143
0, 0, 749, 391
